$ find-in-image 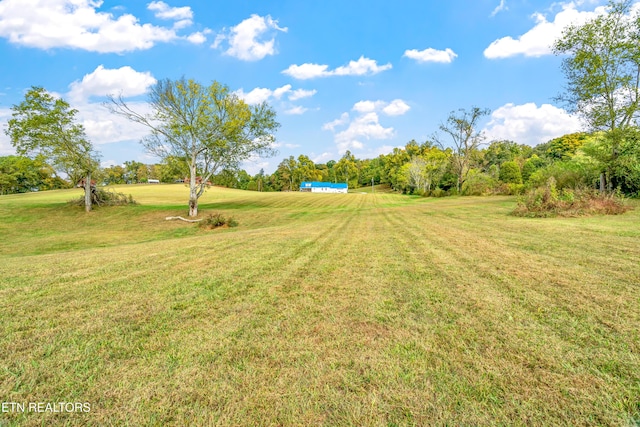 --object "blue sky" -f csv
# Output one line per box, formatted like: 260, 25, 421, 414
0, 0, 629, 173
